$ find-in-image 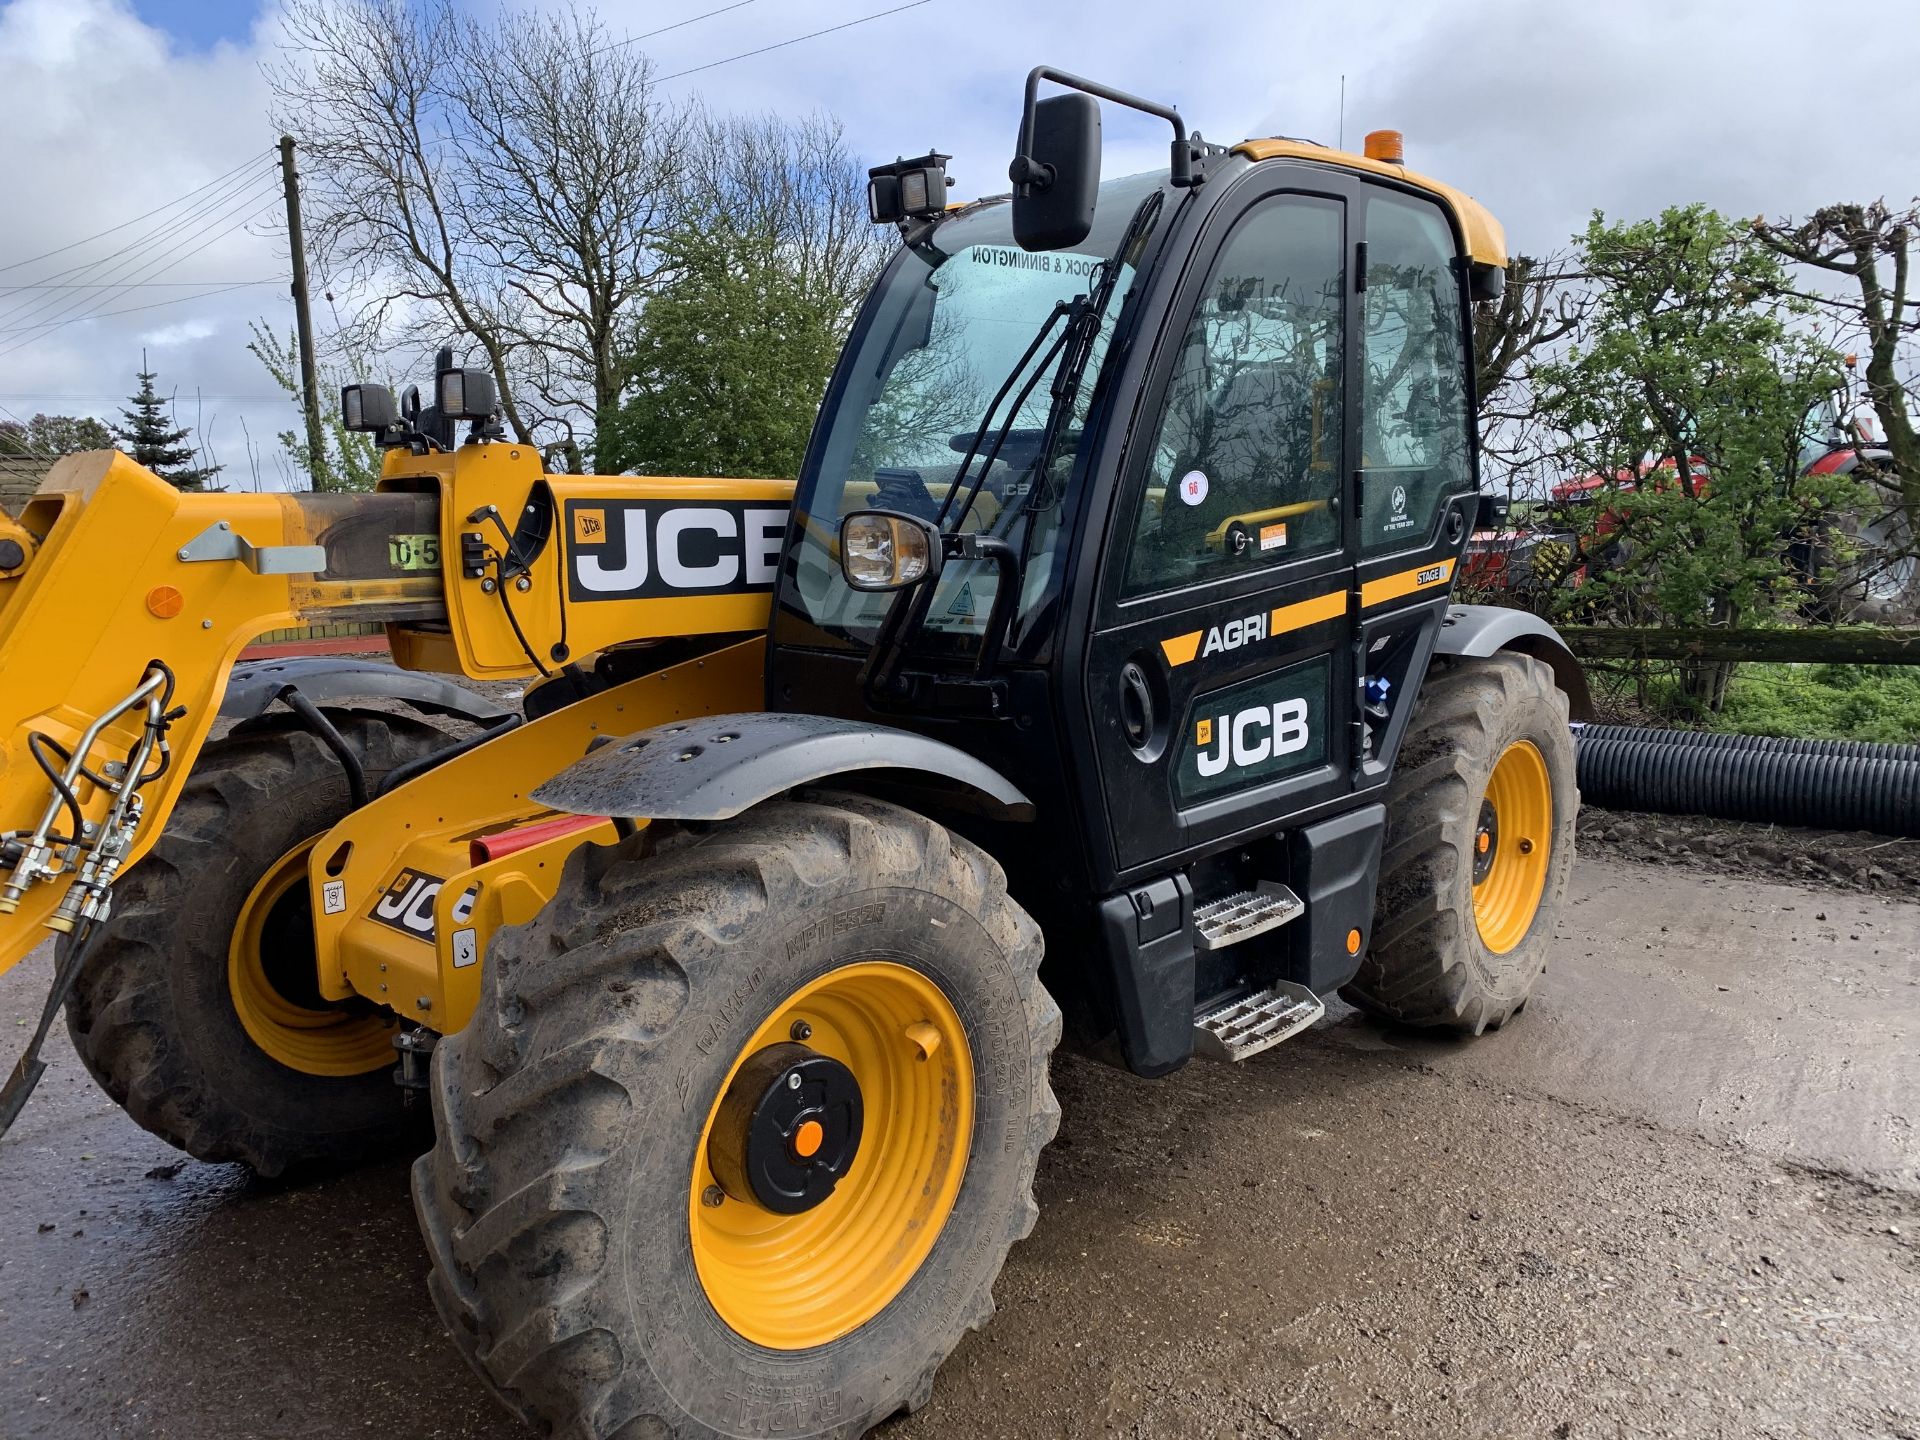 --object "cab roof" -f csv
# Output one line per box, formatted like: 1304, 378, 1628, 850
1233, 138, 1507, 269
